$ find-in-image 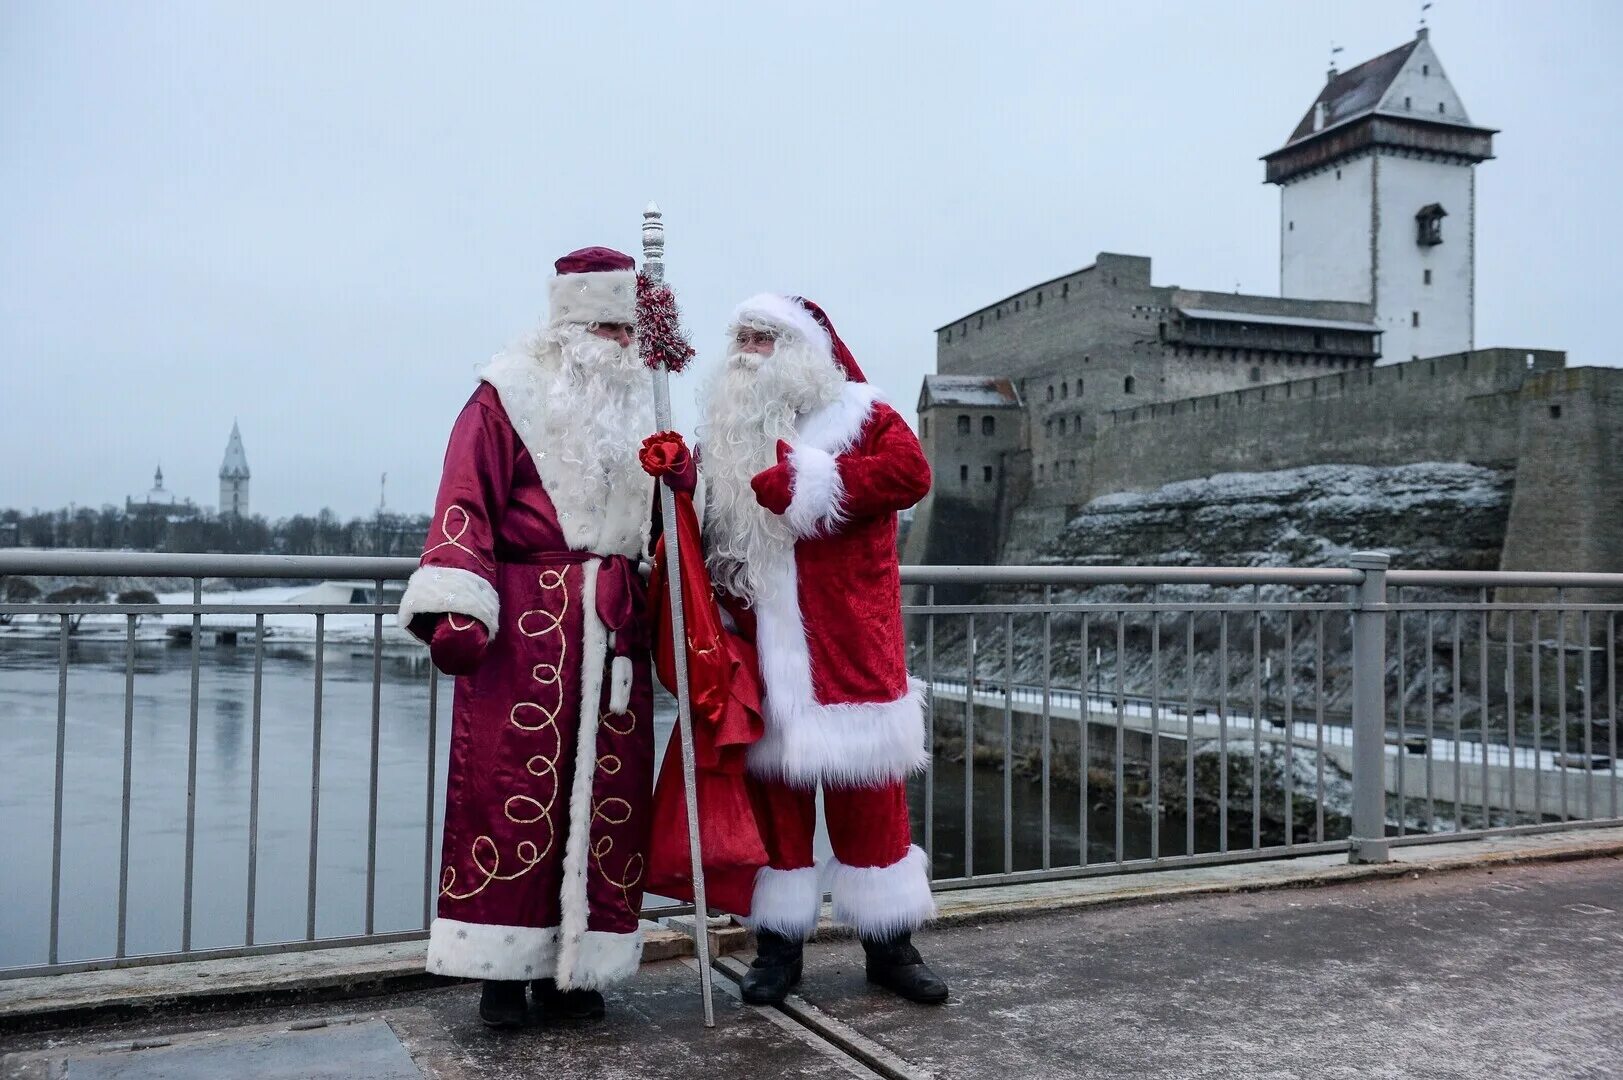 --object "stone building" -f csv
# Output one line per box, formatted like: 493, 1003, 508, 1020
1268, 28, 1493, 364
904, 31, 1621, 581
